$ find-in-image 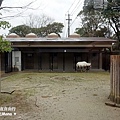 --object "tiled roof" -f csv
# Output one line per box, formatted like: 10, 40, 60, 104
6, 37, 116, 42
